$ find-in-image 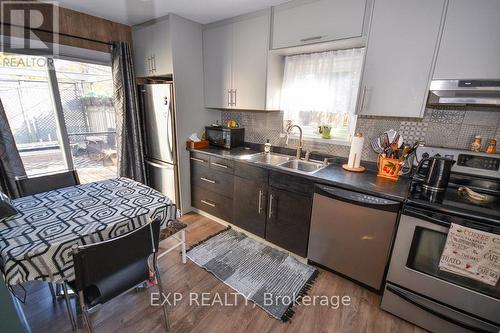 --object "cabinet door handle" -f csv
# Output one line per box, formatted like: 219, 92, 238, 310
211, 162, 228, 169
200, 177, 216, 184
300, 35, 323, 42
227, 89, 231, 107
152, 55, 157, 72
190, 157, 206, 163
358, 86, 366, 114
268, 194, 274, 219
201, 199, 215, 207
233, 89, 237, 107
258, 190, 263, 214
147, 57, 151, 73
